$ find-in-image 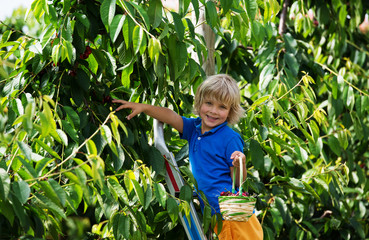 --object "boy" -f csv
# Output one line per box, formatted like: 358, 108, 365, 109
113, 74, 263, 239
